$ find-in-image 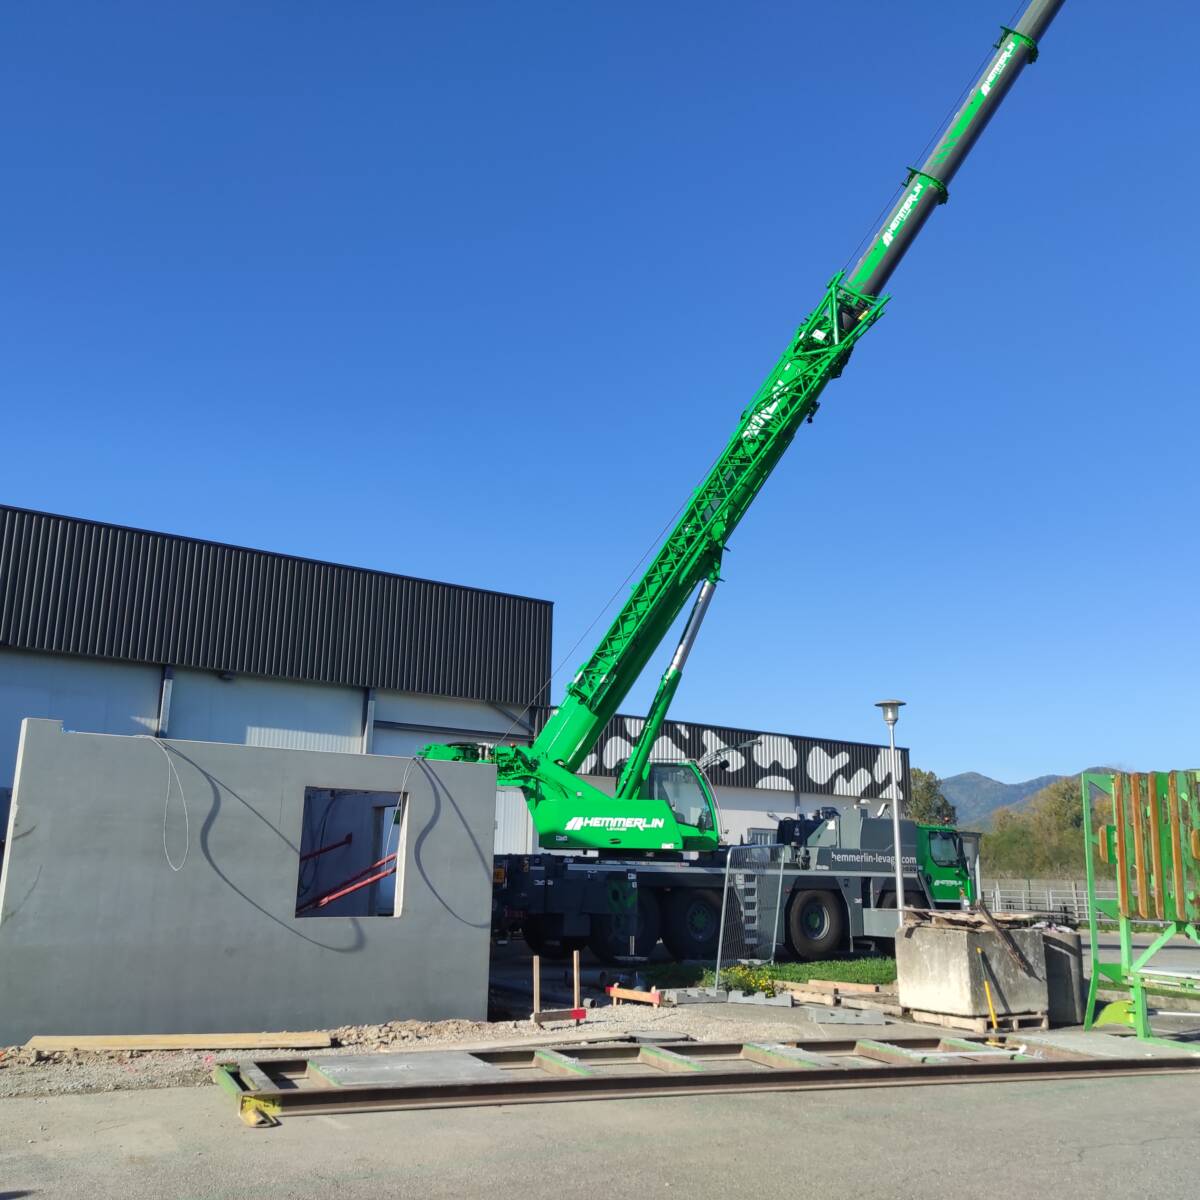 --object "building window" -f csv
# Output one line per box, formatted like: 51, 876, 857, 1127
294, 787, 405, 918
